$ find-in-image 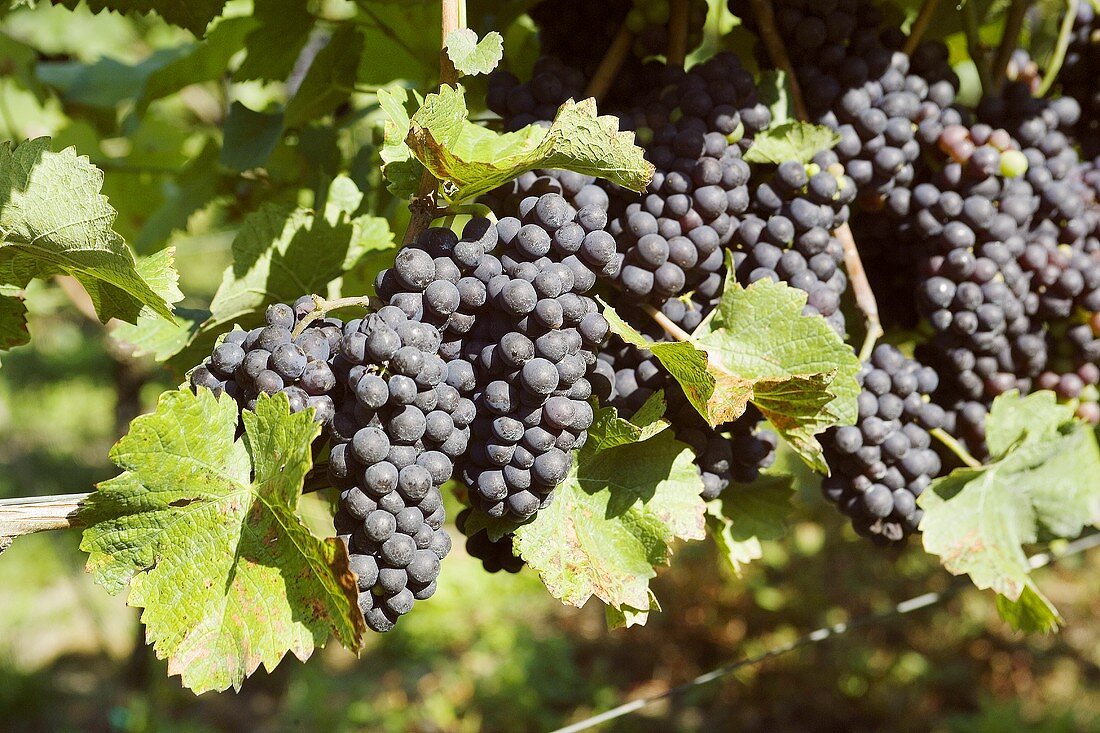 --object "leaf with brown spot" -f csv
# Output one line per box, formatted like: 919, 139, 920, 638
80, 389, 365, 693
601, 268, 860, 473
920, 391, 1100, 633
